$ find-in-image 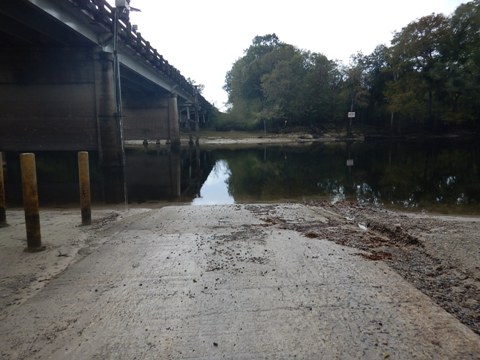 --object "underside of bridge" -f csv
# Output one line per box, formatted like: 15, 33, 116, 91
0, 0, 209, 166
